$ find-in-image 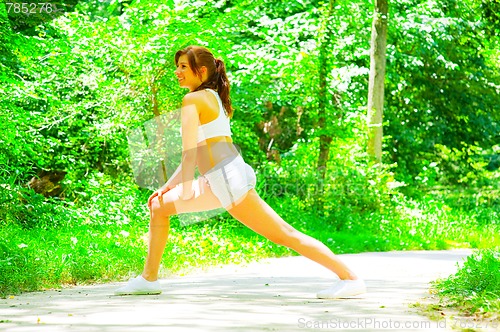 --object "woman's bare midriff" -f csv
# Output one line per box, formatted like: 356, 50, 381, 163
197, 136, 239, 174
